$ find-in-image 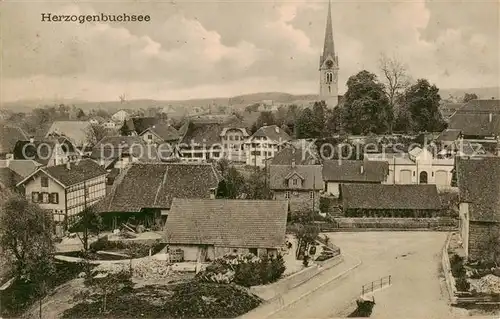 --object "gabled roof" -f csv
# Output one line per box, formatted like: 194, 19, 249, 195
341, 184, 442, 210
164, 199, 288, 248
122, 117, 162, 135
45, 121, 91, 147
89, 136, 158, 161
179, 122, 223, 146
17, 159, 108, 188
270, 144, 319, 165
12, 140, 57, 165
140, 123, 179, 142
457, 156, 500, 222
250, 125, 291, 143
95, 162, 220, 213
0, 159, 41, 178
220, 127, 249, 137
322, 160, 388, 182
0, 125, 28, 155
269, 165, 323, 190
448, 100, 500, 137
